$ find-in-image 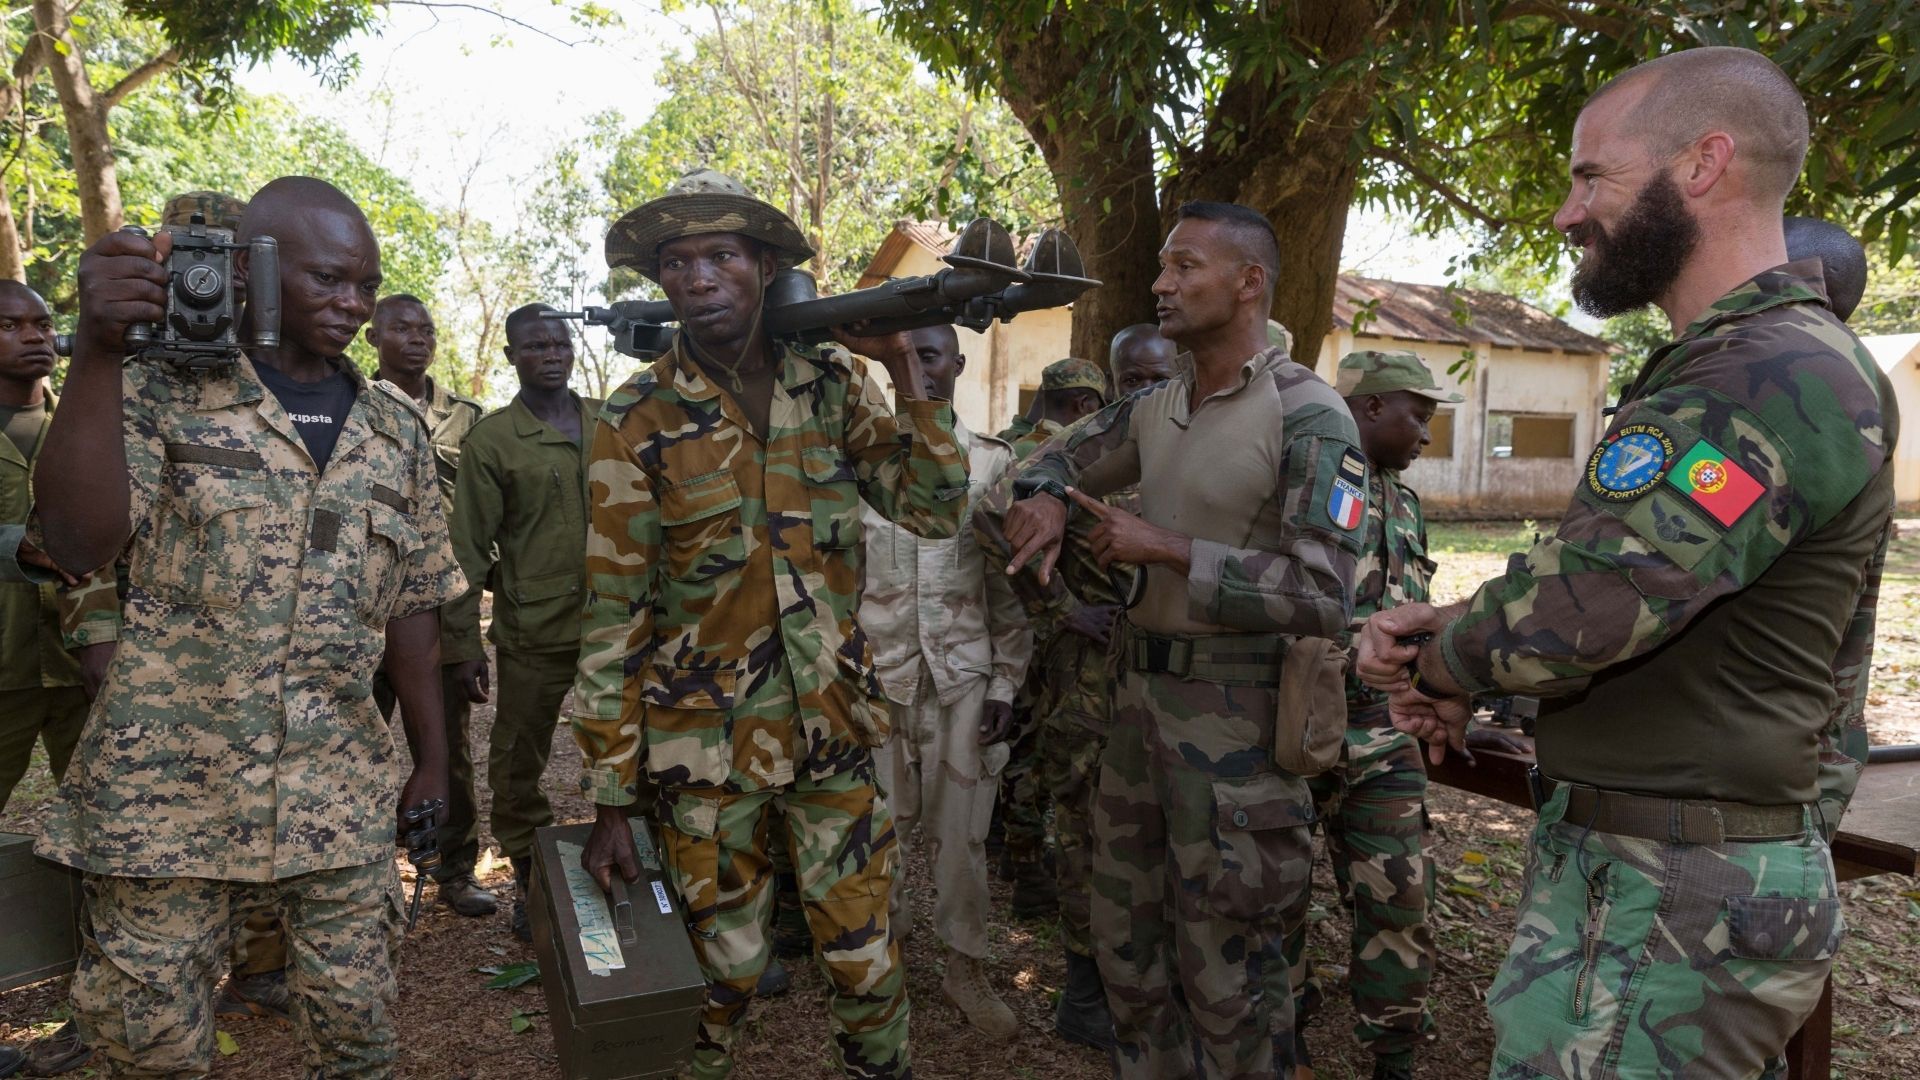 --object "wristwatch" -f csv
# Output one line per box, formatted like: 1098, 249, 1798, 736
1011, 474, 1069, 502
